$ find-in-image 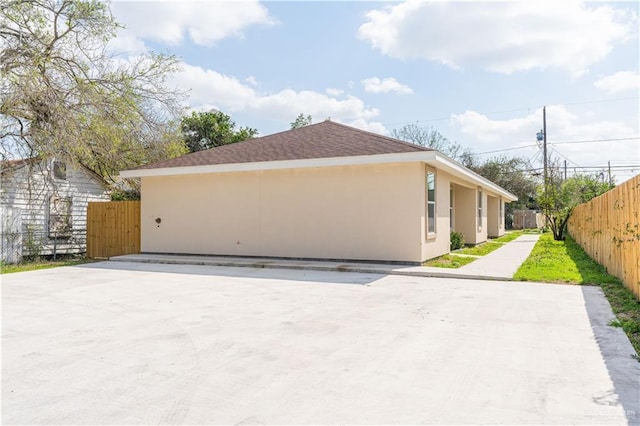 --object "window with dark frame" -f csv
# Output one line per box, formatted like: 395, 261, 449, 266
477, 188, 483, 230
49, 196, 72, 238
53, 161, 67, 180
450, 187, 454, 231
426, 169, 436, 237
